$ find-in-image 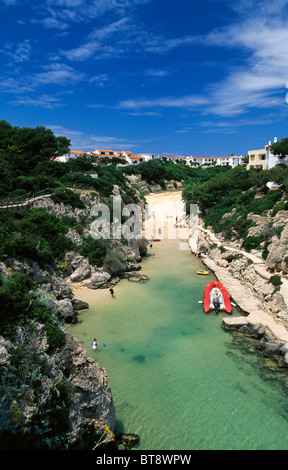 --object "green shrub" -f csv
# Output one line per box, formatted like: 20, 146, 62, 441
45, 323, 65, 350
0, 273, 36, 339
51, 188, 85, 209
269, 275, 283, 287
242, 236, 262, 252
79, 236, 107, 266
103, 248, 126, 274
